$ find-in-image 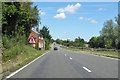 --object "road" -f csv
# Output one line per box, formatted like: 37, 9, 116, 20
8, 45, 118, 78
